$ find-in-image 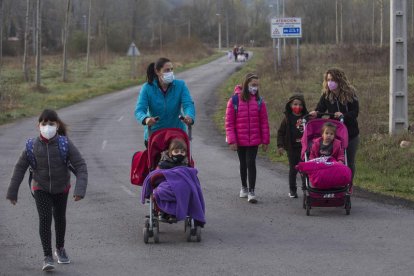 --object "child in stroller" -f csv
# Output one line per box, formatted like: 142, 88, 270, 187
141, 128, 205, 243
309, 122, 345, 163
296, 114, 352, 216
